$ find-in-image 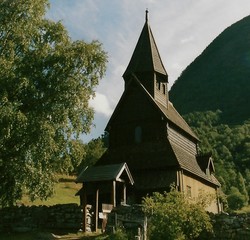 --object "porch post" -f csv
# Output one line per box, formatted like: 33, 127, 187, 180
112, 180, 116, 207
123, 183, 126, 204
82, 187, 87, 232
95, 188, 99, 232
